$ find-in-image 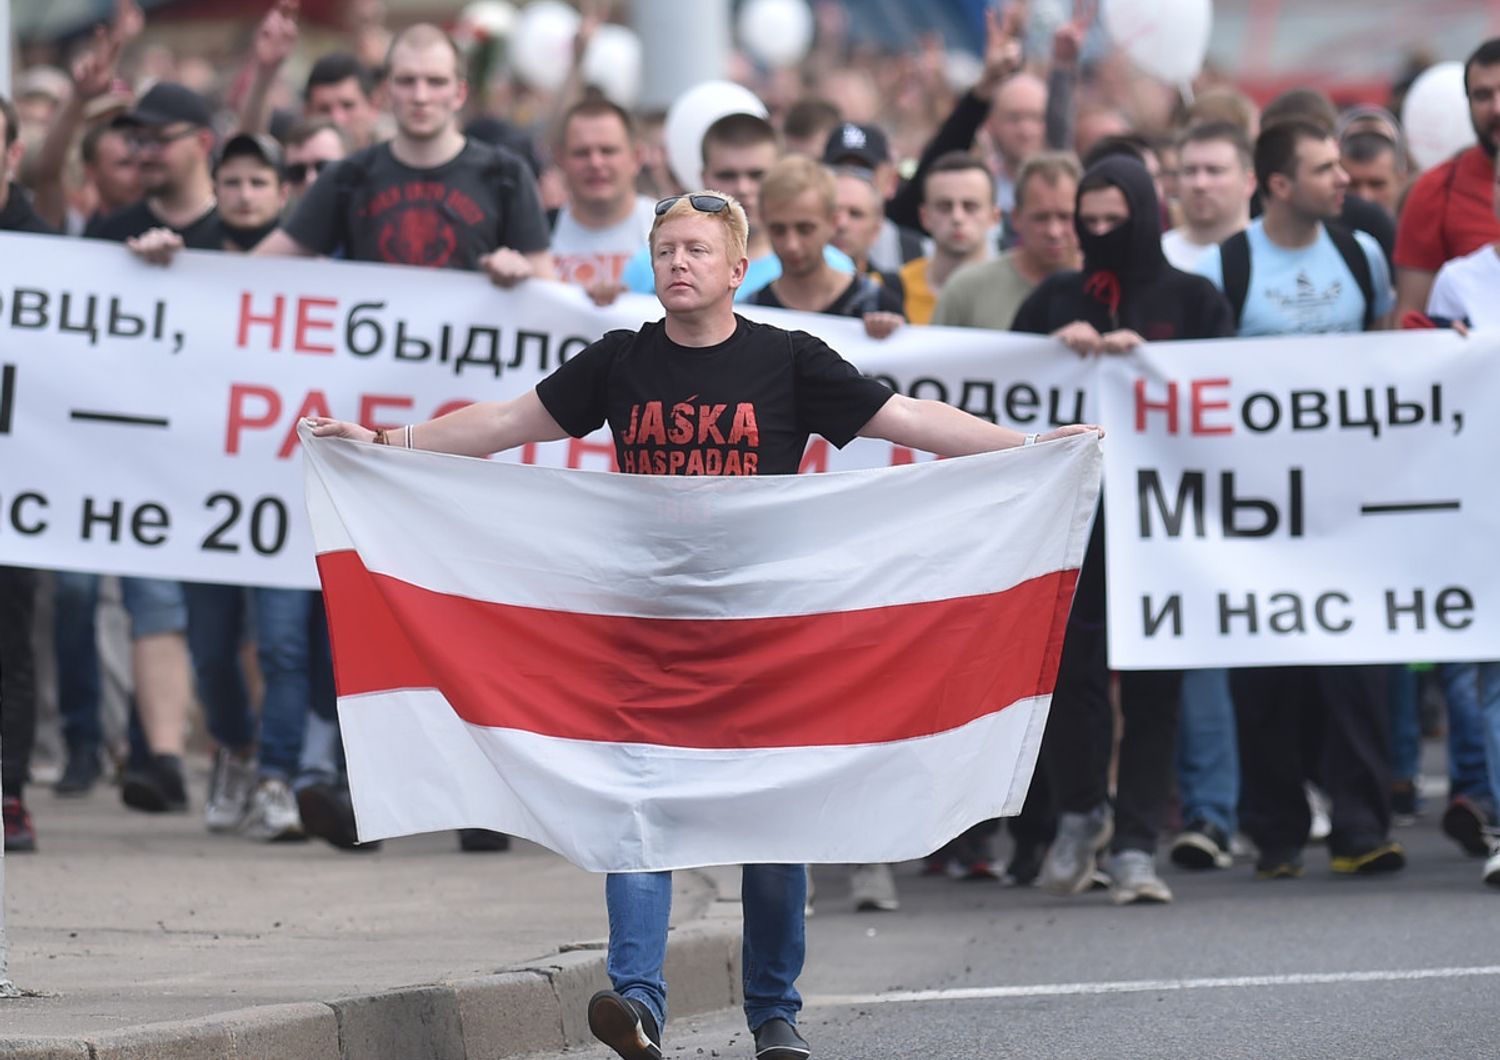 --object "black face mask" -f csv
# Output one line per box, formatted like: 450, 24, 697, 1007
1078, 220, 1135, 275
222, 218, 279, 252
